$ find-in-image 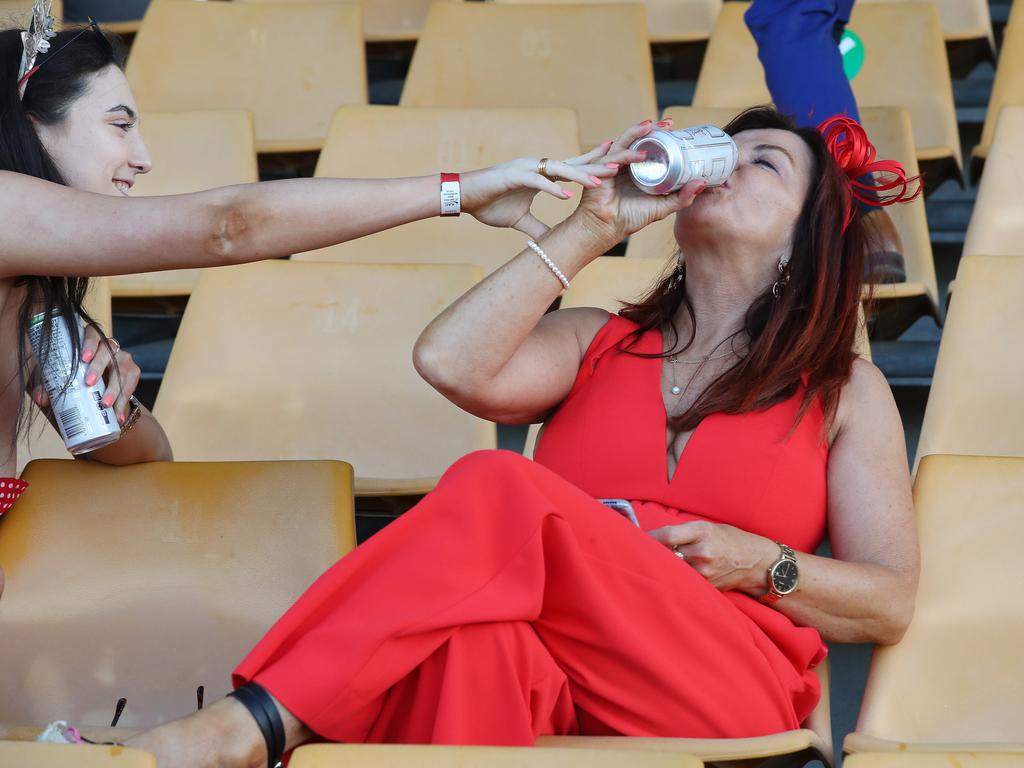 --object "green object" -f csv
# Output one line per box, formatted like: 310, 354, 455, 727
839, 29, 865, 81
